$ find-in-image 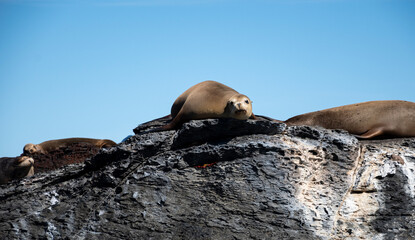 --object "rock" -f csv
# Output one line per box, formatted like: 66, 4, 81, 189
0, 118, 414, 239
